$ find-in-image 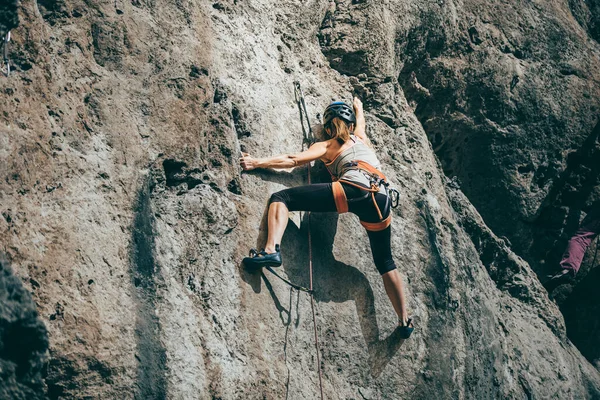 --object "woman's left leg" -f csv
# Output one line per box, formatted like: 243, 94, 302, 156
264, 183, 338, 253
